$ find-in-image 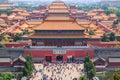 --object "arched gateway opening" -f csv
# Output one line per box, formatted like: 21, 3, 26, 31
67, 56, 74, 62
56, 55, 63, 61
45, 56, 52, 62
